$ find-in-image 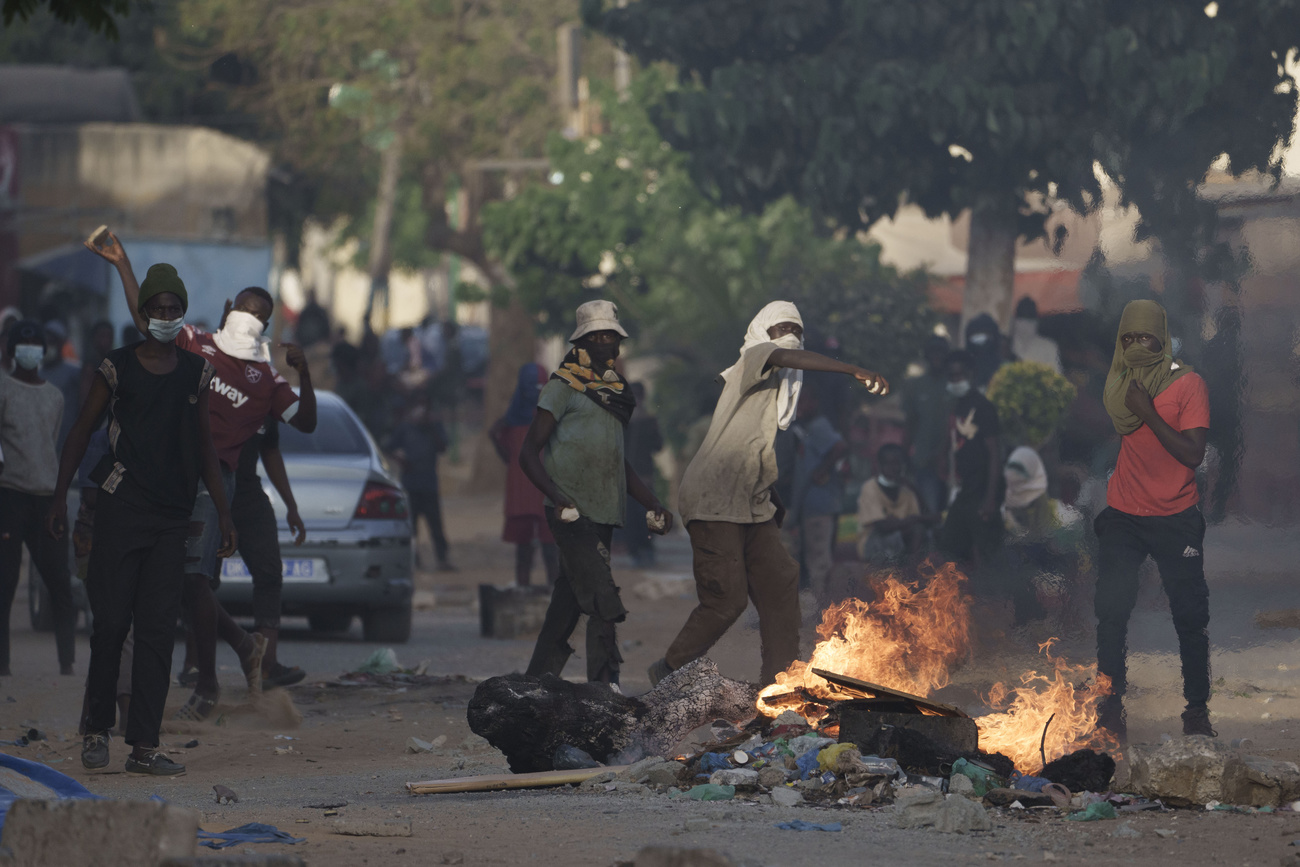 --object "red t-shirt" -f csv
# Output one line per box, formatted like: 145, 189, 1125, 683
1106, 372, 1210, 517
176, 326, 300, 471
